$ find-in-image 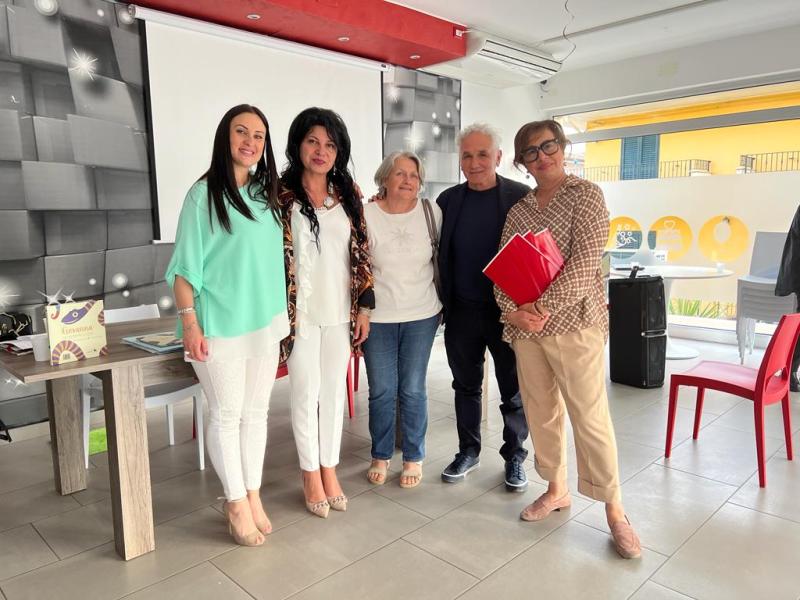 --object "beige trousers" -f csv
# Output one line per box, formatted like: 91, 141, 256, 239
513, 326, 621, 503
